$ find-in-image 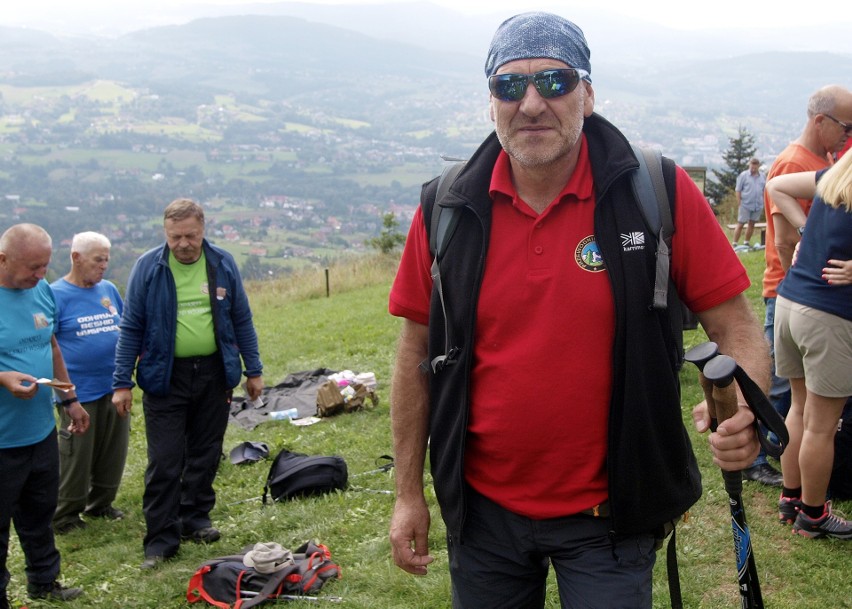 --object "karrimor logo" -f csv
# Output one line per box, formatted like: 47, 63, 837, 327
621, 231, 646, 252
